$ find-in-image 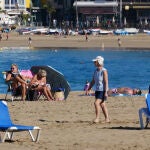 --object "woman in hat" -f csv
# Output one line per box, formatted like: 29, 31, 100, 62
30, 69, 54, 101
87, 56, 110, 123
